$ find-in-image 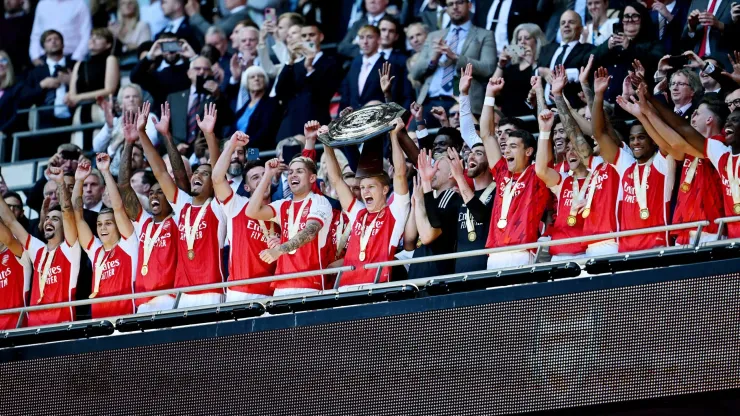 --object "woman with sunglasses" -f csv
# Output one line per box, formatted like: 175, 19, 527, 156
593, 2, 664, 103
